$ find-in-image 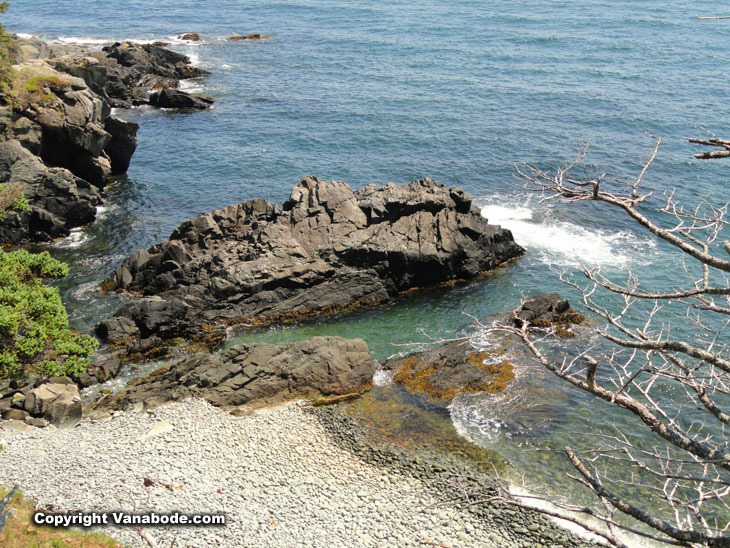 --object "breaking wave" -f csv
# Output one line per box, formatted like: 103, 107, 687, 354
481, 201, 656, 268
